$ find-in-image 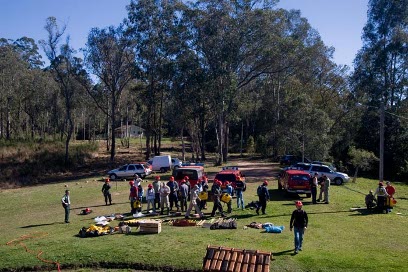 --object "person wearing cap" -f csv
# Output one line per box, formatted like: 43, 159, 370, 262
101, 178, 112, 205
136, 178, 144, 212
256, 180, 270, 215
146, 183, 156, 213
185, 184, 204, 219
321, 175, 331, 204
210, 179, 226, 217
374, 182, 389, 212
159, 182, 171, 215
129, 180, 139, 214
61, 190, 71, 223
153, 176, 161, 209
179, 179, 189, 212
365, 190, 376, 209
167, 176, 180, 211
290, 201, 308, 254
